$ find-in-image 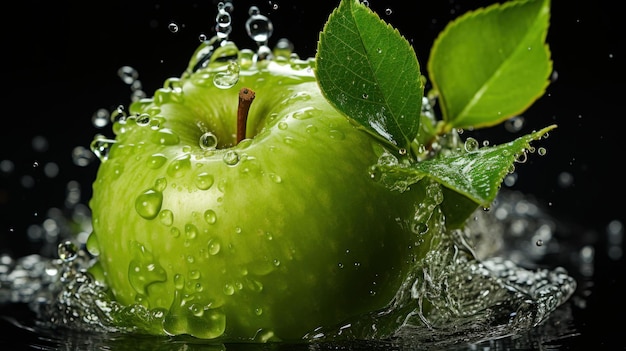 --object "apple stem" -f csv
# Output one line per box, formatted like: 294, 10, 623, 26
237, 87, 256, 144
